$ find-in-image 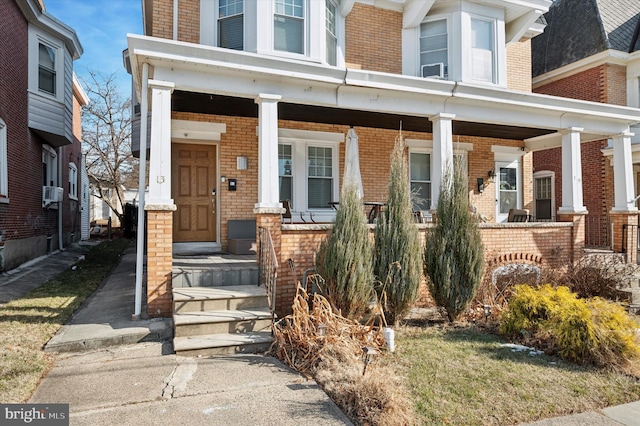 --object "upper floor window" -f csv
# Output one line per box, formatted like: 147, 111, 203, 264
420, 19, 448, 79
325, 0, 337, 66
274, 0, 304, 54
219, 0, 243, 50
68, 162, 78, 200
38, 42, 57, 95
471, 18, 495, 83
0, 119, 7, 199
